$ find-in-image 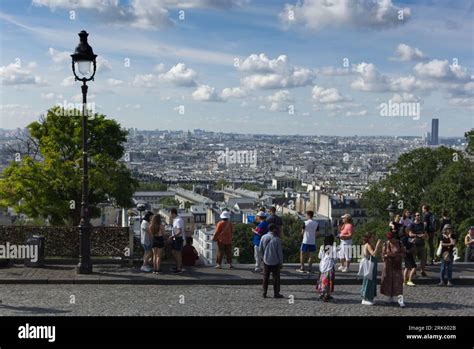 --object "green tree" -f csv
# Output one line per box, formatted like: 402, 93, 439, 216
0, 106, 137, 225
466, 129, 474, 155
232, 223, 254, 263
